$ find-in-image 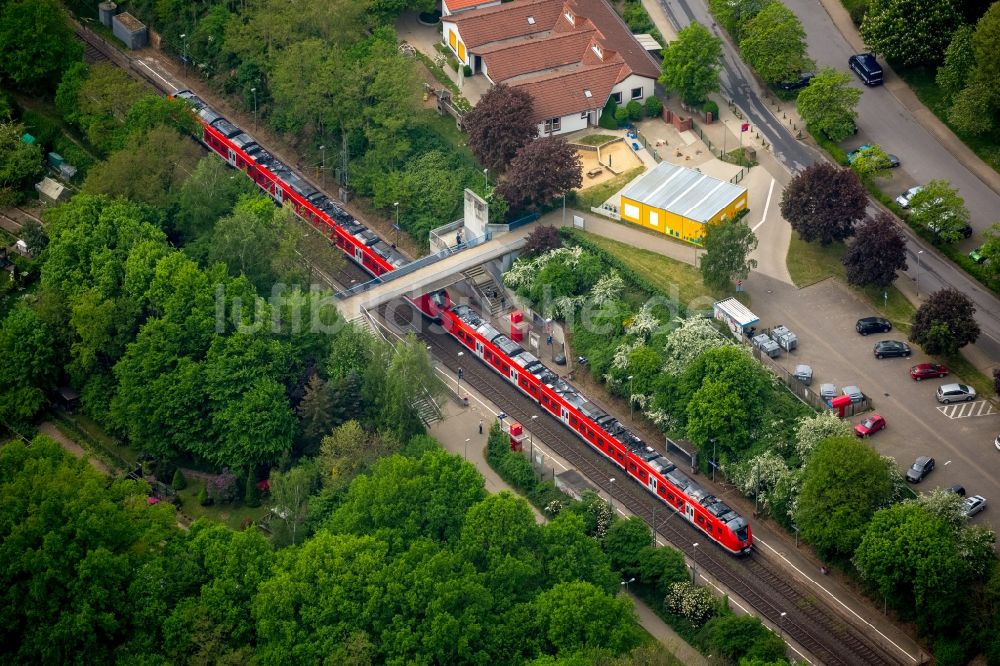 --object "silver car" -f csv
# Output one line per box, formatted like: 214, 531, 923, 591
936, 383, 976, 404
963, 495, 987, 517
895, 185, 923, 208
842, 385, 864, 403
